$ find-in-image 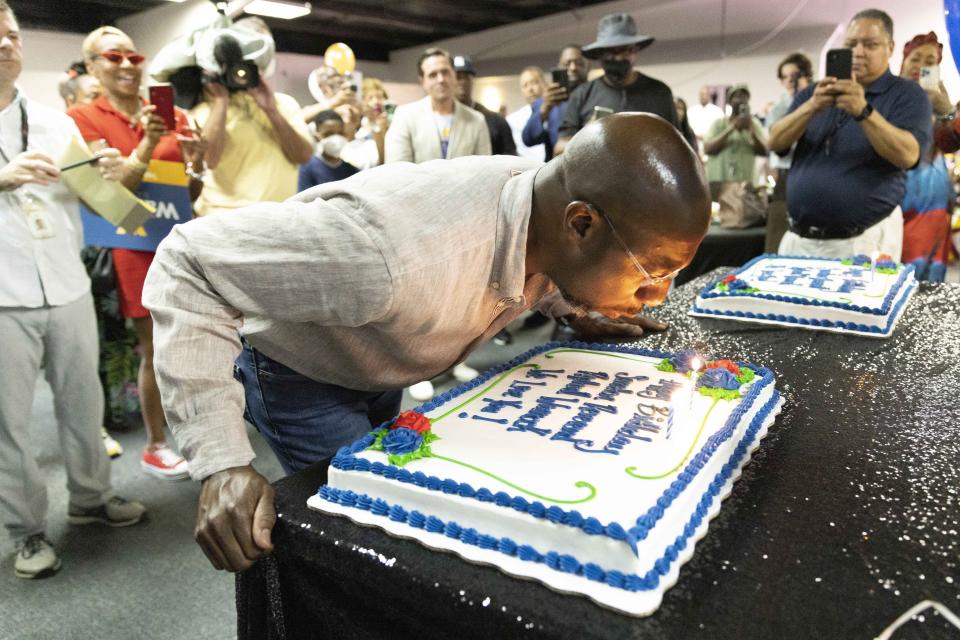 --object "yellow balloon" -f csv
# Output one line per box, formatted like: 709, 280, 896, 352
324, 42, 356, 75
